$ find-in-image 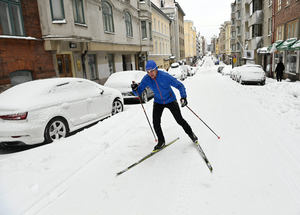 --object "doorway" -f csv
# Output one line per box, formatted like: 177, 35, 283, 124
56, 54, 72, 77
